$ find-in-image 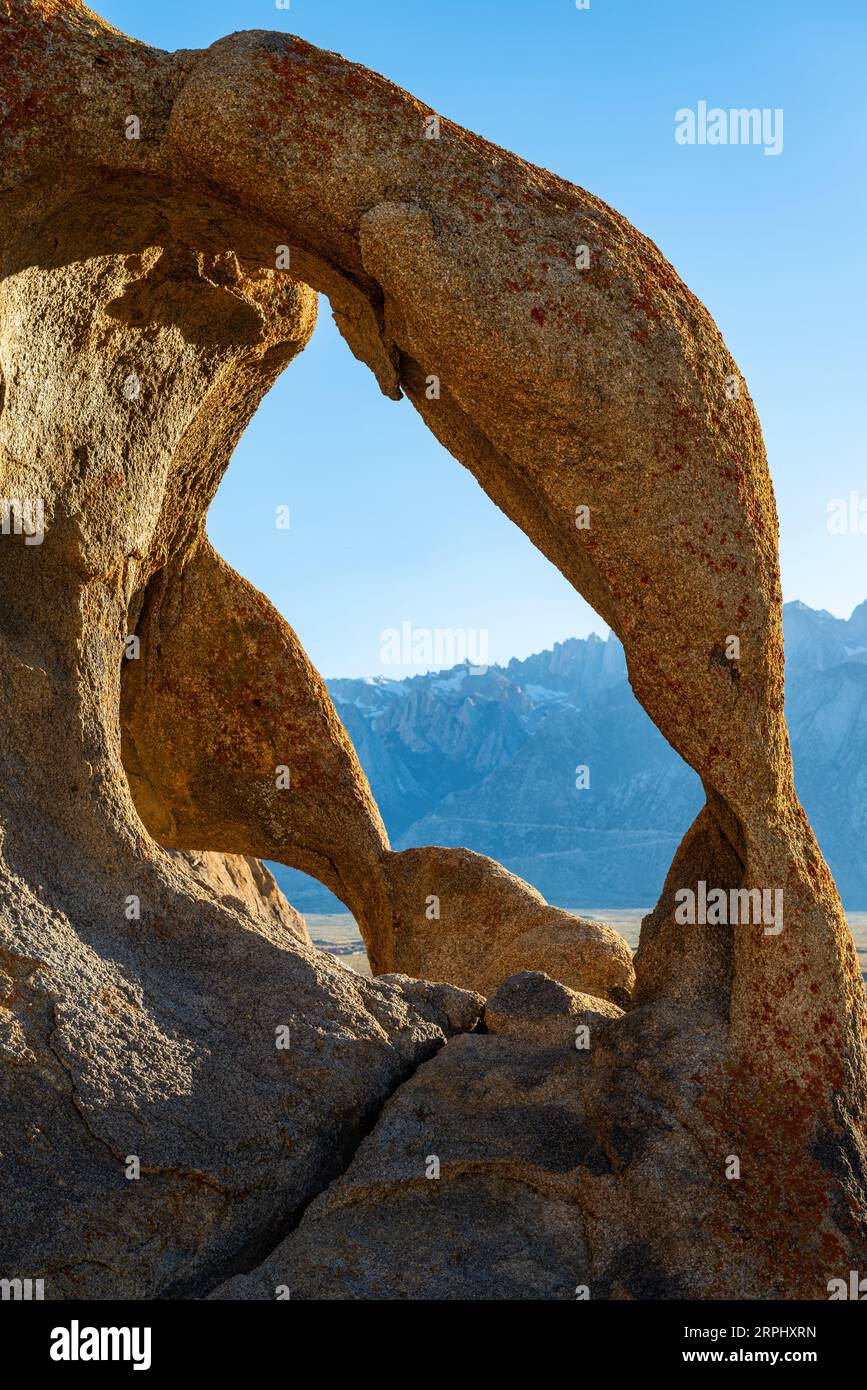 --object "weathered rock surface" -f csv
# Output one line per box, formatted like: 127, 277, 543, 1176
1, 0, 866, 1299
214, 968, 862, 1302
166, 849, 311, 945
122, 535, 396, 971
386, 847, 634, 1005
484, 970, 623, 1046
208, 974, 753, 1300
0, 0, 483, 1297
0, 846, 483, 1298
